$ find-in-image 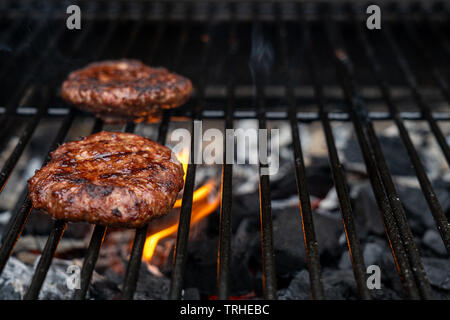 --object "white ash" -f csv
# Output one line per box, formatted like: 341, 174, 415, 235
0, 256, 78, 300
